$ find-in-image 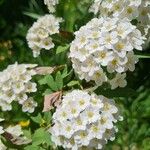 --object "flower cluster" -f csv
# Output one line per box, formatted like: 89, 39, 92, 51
26, 14, 62, 57
69, 17, 145, 89
0, 63, 37, 113
50, 90, 122, 150
44, 0, 59, 13
0, 121, 31, 149
90, 0, 150, 38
